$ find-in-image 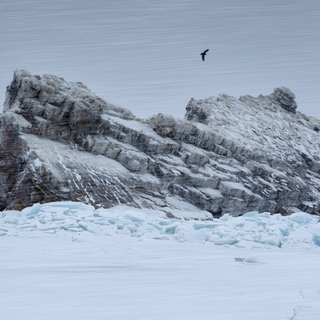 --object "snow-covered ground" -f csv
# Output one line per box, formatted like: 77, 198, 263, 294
1, 202, 320, 319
